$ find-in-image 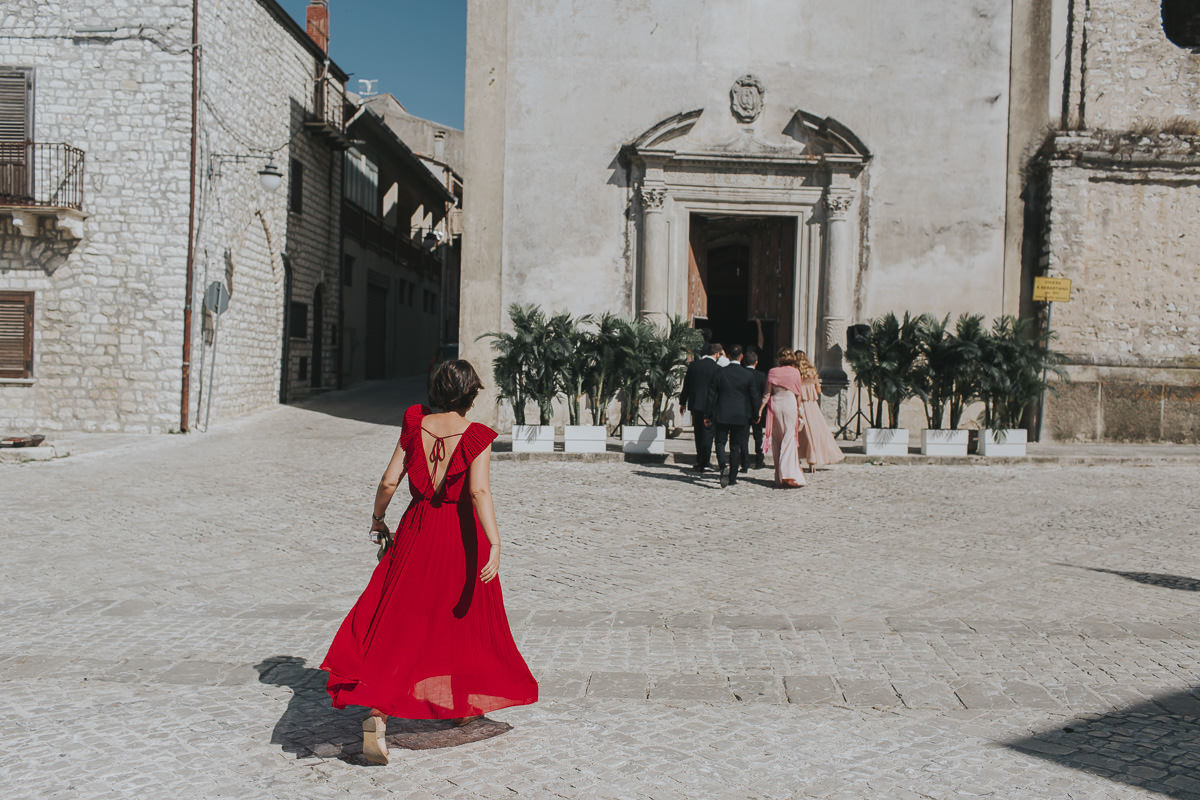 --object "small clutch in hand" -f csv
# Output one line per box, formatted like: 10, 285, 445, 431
372, 528, 393, 561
